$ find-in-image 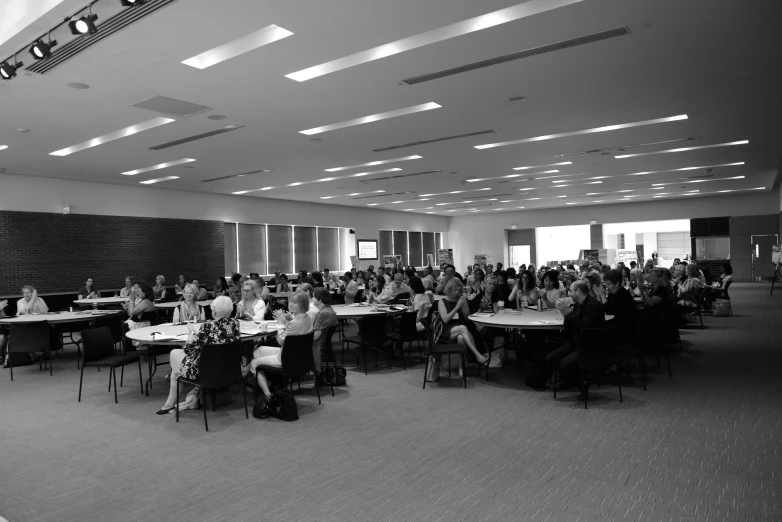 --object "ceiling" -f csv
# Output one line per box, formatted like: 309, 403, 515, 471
1, 0, 780, 216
